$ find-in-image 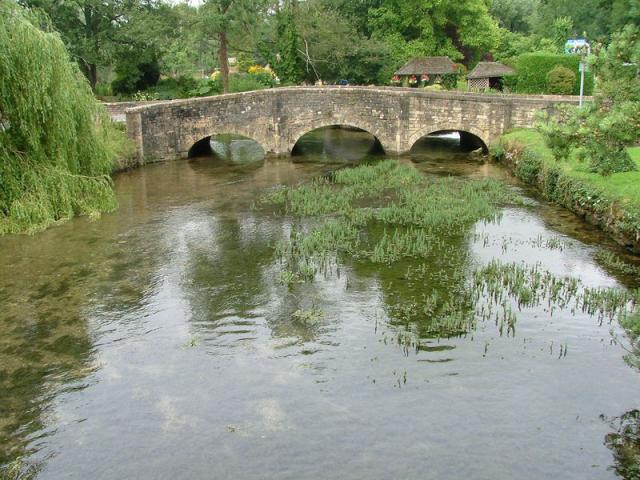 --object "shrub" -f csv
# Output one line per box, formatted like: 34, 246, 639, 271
187, 78, 221, 98
441, 73, 459, 90
229, 73, 272, 93
512, 53, 593, 95
546, 65, 576, 95
515, 149, 543, 184
94, 83, 112, 97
